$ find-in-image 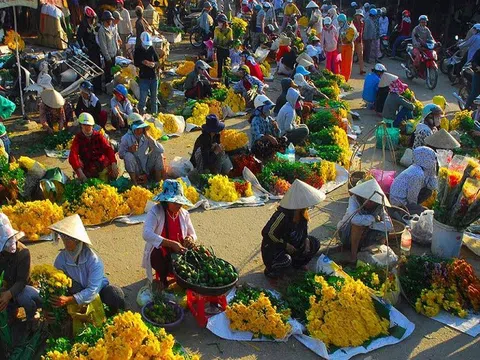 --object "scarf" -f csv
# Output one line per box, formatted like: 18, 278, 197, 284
66, 241, 84, 263
3, 238, 16, 253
